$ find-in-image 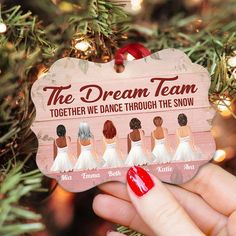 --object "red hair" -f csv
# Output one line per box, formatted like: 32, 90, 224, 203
103, 120, 117, 139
